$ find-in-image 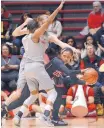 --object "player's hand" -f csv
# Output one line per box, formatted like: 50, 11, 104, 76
81, 68, 90, 73
76, 74, 84, 80
57, 0, 65, 11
